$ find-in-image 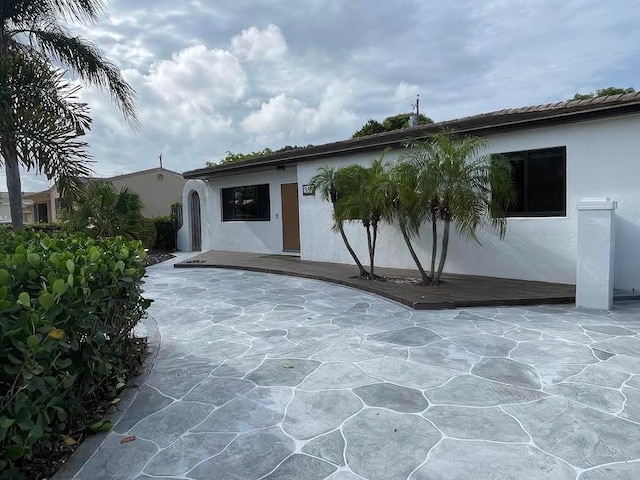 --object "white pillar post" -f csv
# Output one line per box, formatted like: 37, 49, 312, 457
576, 197, 617, 310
